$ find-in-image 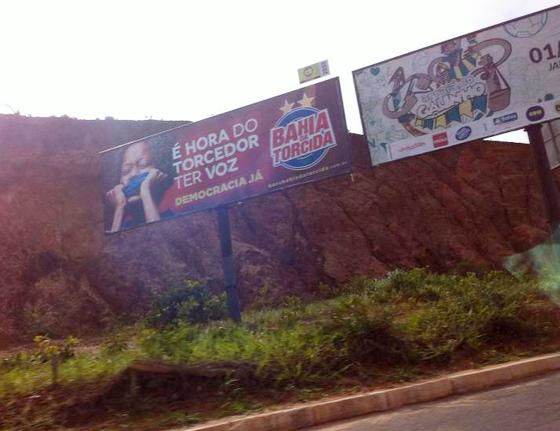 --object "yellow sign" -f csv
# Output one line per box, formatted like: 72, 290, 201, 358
298, 60, 330, 84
